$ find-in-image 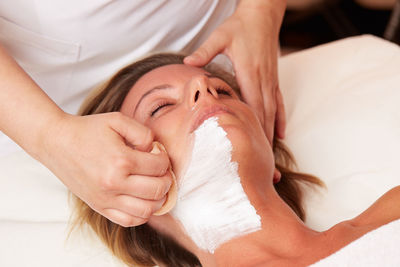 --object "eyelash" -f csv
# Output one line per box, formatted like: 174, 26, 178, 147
149, 87, 232, 117
216, 87, 232, 96
150, 101, 173, 117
